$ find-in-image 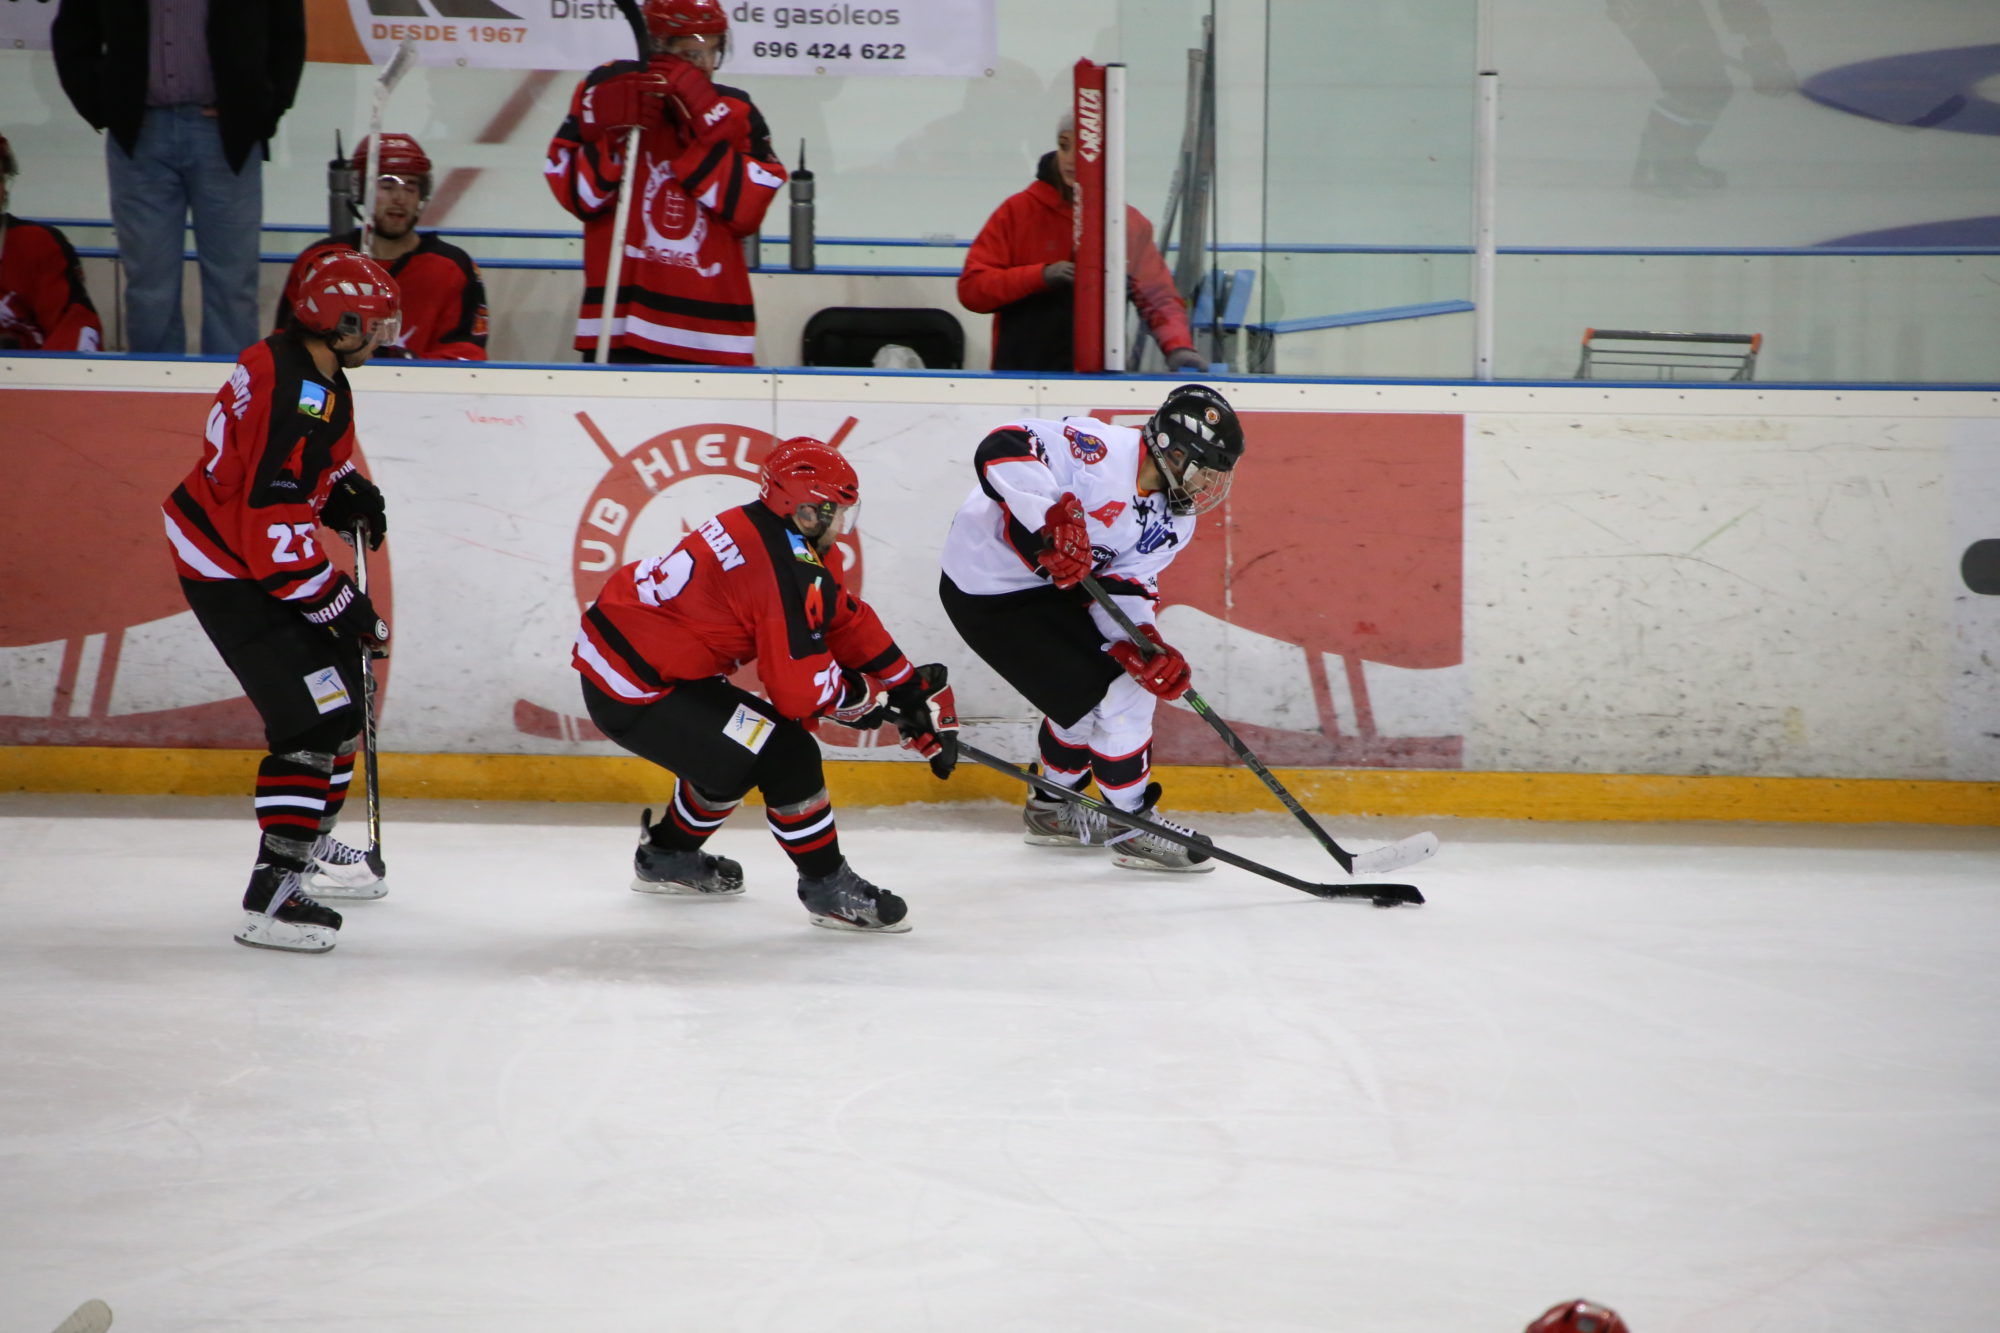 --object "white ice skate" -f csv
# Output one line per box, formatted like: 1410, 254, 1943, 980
305, 834, 387, 900
1105, 784, 1215, 874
